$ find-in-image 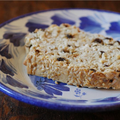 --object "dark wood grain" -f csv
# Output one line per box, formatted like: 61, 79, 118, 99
0, 1, 120, 120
